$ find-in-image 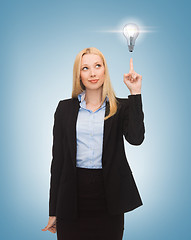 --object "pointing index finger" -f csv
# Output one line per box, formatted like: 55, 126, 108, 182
130, 58, 134, 72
